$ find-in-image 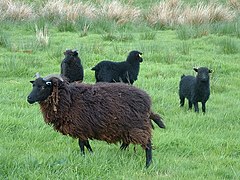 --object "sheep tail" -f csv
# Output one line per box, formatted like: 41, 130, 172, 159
150, 112, 165, 129
91, 66, 98, 71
